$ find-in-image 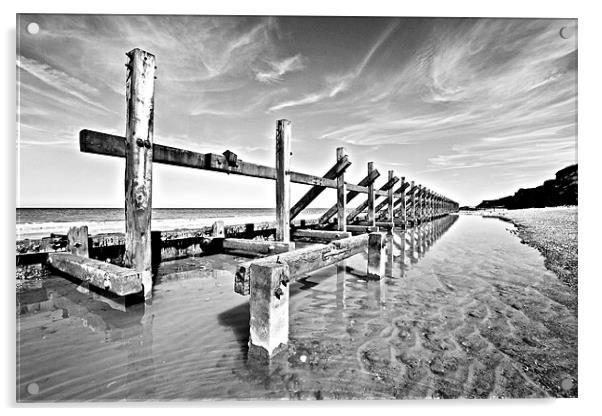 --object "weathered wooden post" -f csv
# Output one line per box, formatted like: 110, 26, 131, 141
275, 119, 292, 242
124, 48, 156, 299
399, 177, 406, 227
67, 225, 89, 257
367, 162, 375, 227
421, 186, 427, 222
417, 185, 423, 224
336, 147, 347, 232
248, 262, 290, 358
367, 232, 384, 280
410, 181, 416, 227
386, 170, 394, 228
